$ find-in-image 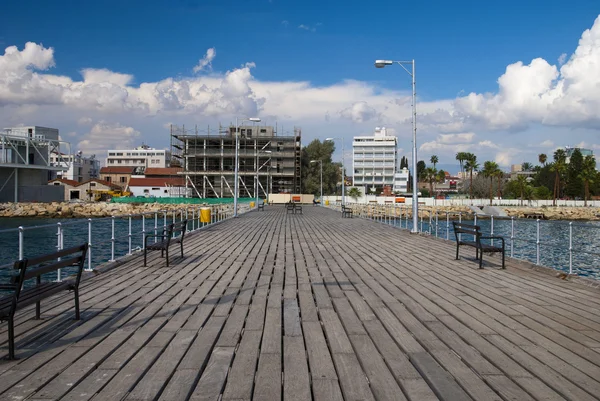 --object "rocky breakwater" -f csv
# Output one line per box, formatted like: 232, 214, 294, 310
501, 206, 600, 221
0, 202, 221, 218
